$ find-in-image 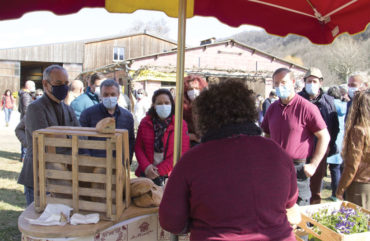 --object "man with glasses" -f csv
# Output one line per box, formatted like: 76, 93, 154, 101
18, 65, 79, 206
